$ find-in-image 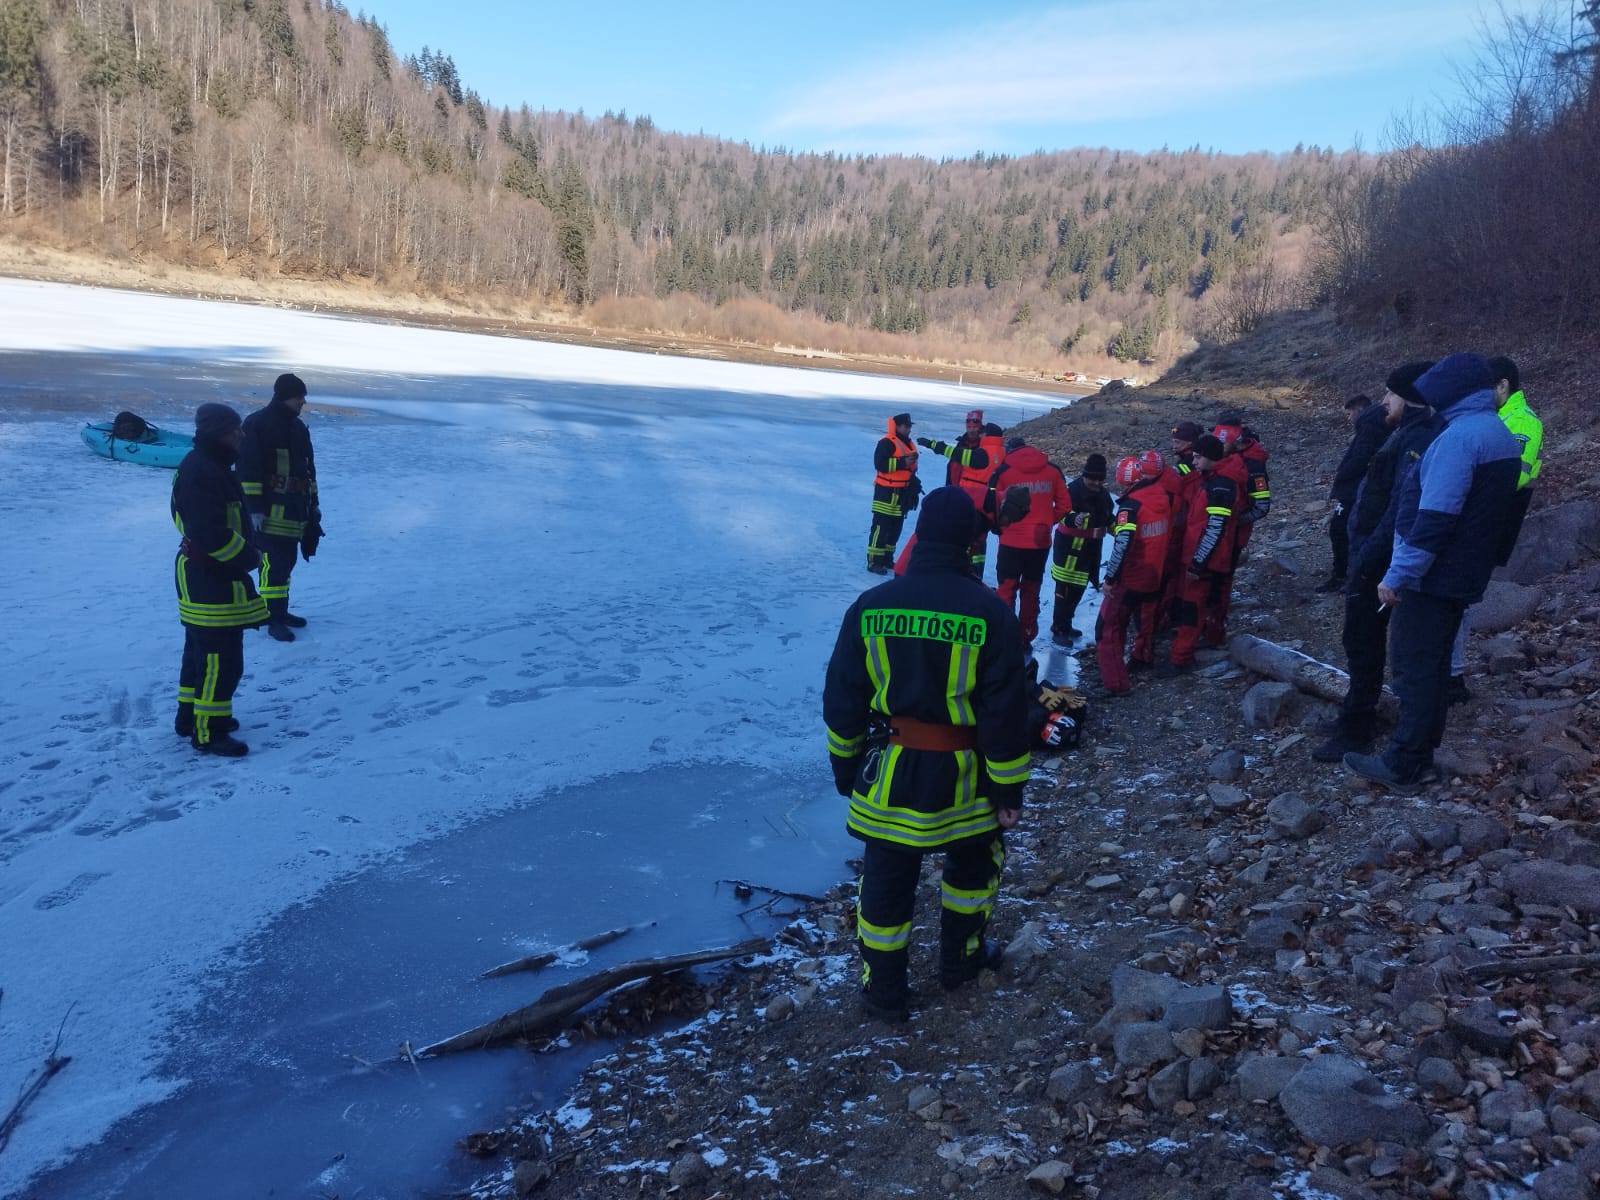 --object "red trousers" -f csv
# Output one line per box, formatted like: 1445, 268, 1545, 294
1096, 586, 1162, 692
996, 577, 1042, 643
1170, 570, 1233, 666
